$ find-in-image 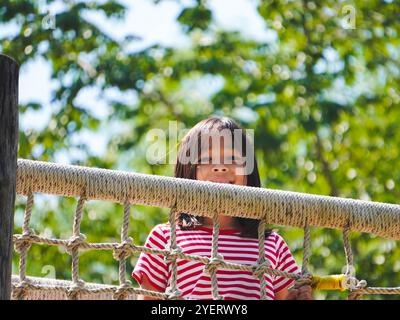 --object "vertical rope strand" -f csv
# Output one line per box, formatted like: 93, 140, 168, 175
120, 202, 130, 285
343, 224, 353, 276
22, 193, 34, 236
19, 193, 34, 282
169, 206, 177, 293
113, 202, 132, 300
343, 223, 365, 300
293, 223, 313, 290
166, 205, 181, 299
67, 196, 86, 299
302, 224, 311, 277
14, 193, 34, 300
71, 196, 85, 283
257, 218, 267, 300
210, 211, 222, 300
